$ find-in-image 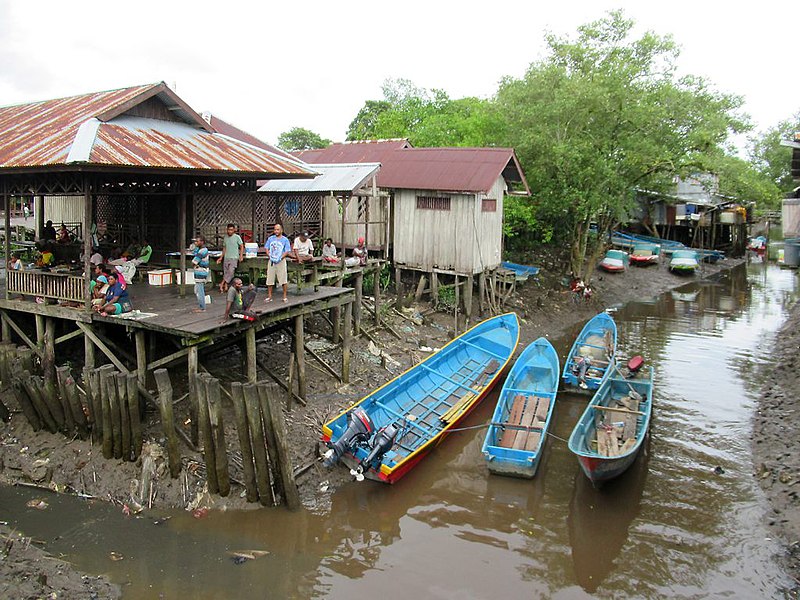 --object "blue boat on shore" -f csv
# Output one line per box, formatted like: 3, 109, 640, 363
482, 337, 559, 478
500, 261, 540, 281
562, 313, 617, 391
322, 313, 519, 483
568, 364, 654, 485
669, 249, 699, 274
